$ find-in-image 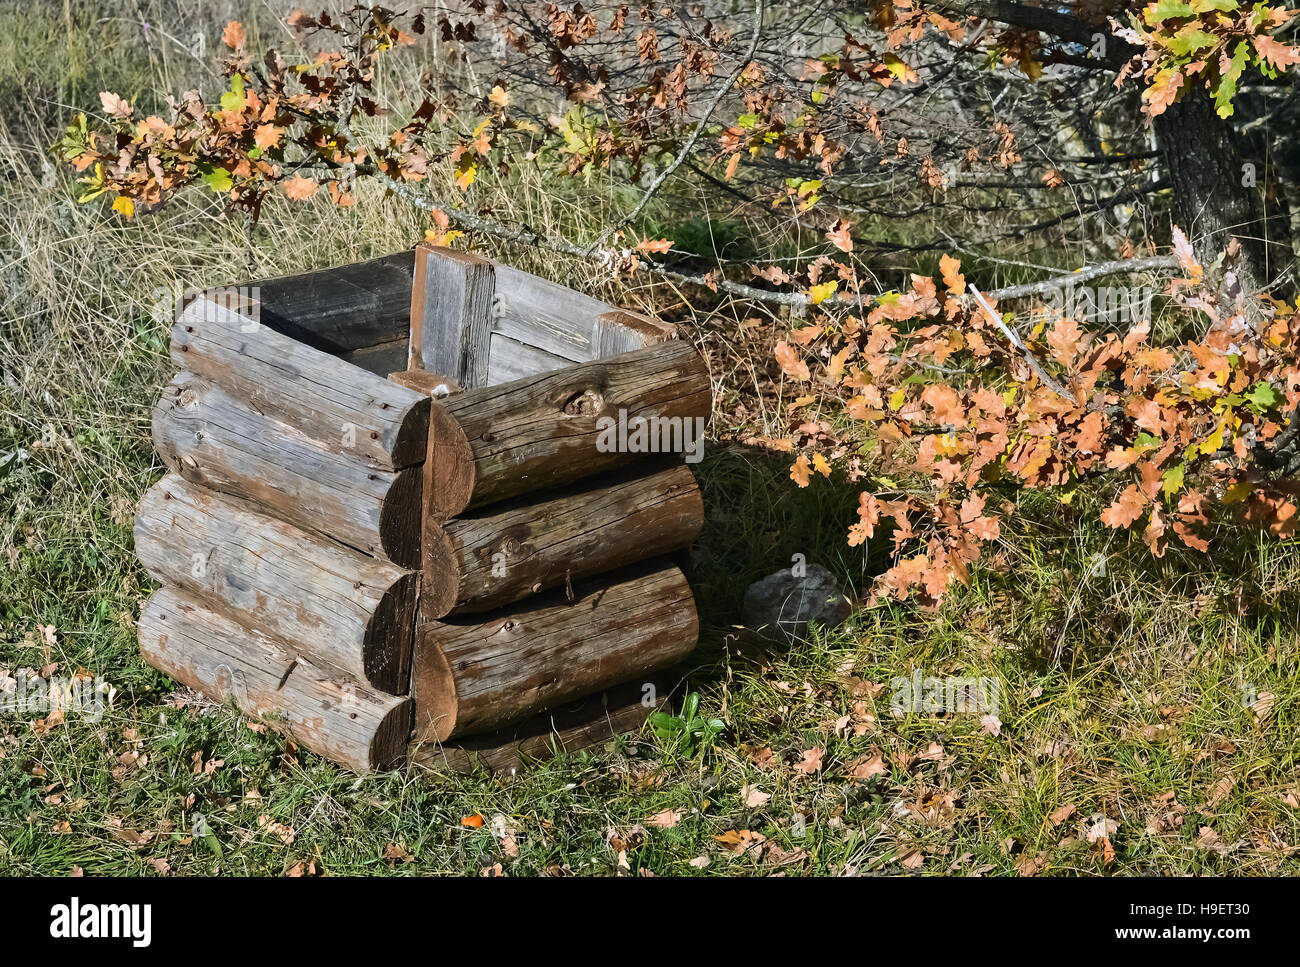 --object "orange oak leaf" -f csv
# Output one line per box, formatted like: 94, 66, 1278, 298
826, 218, 853, 253
789, 454, 812, 488
939, 253, 965, 295
283, 176, 319, 201
223, 21, 246, 51
636, 237, 674, 254
98, 91, 132, 119
1101, 485, 1146, 529
1254, 35, 1300, 72
774, 340, 810, 380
